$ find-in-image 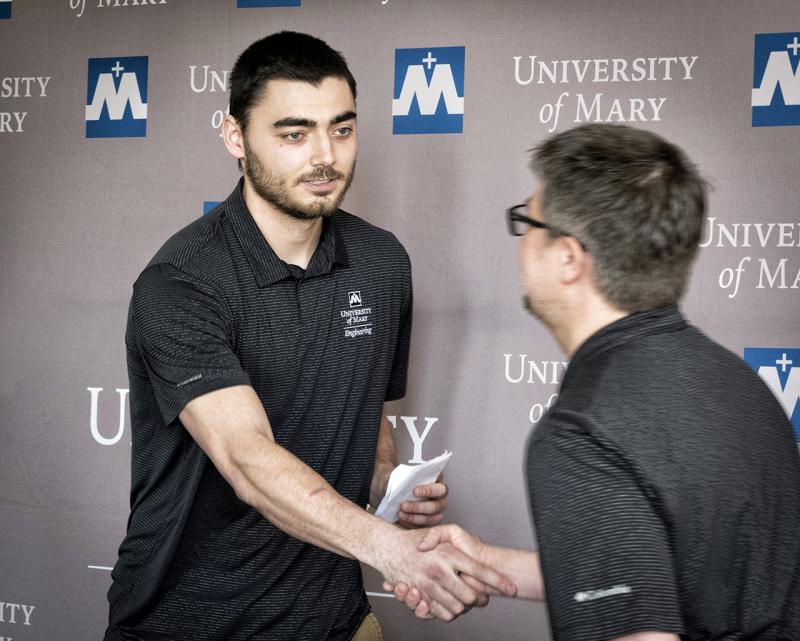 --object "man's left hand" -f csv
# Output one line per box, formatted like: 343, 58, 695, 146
397, 475, 448, 527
